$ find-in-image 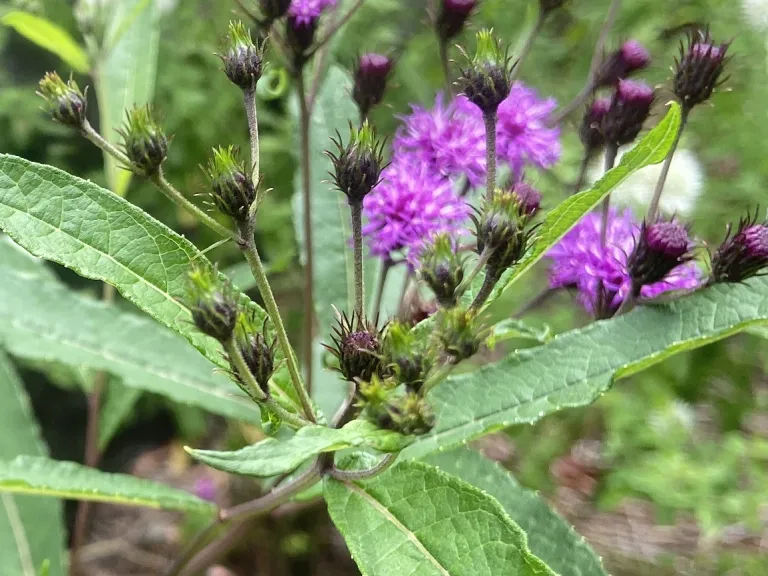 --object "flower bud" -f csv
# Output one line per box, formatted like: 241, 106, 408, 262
436, 0, 477, 42
458, 30, 511, 115
382, 322, 433, 393
438, 308, 482, 363
473, 188, 531, 271
353, 53, 393, 119
627, 220, 691, 295
417, 233, 464, 308
185, 264, 238, 343
222, 21, 264, 90
673, 29, 729, 111
579, 98, 610, 153
119, 106, 168, 175
601, 79, 654, 147
239, 330, 277, 395
37, 72, 87, 127
380, 392, 435, 436
325, 311, 384, 382
327, 121, 385, 205
595, 40, 650, 88
511, 182, 541, 219
711, 214, 768, 283
258, 0, 292, 23
204, 146, 256, 221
